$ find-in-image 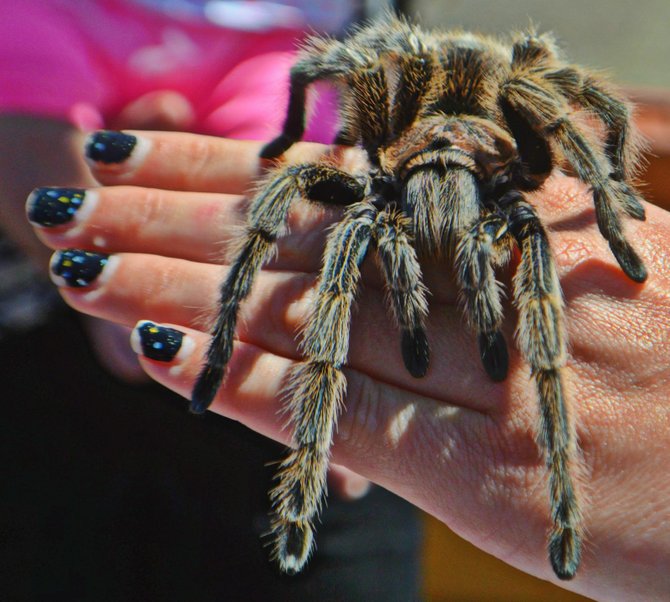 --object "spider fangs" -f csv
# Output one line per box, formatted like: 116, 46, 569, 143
190, 16, 647, 580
